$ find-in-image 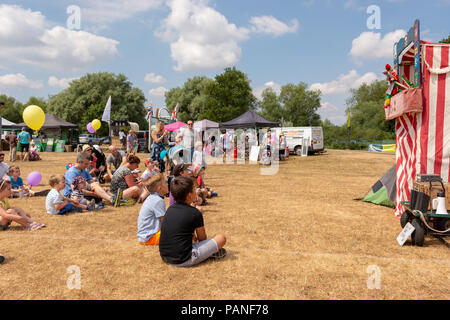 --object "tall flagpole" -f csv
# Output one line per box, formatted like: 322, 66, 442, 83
347, 110, 351, 143
102, 96, 112, 144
